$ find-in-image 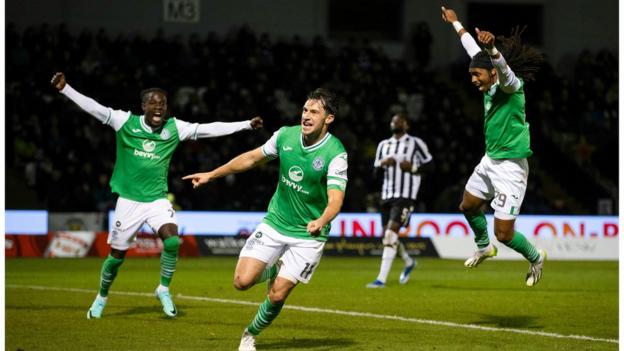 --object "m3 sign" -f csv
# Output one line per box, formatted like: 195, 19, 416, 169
164, 0, 200, 23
